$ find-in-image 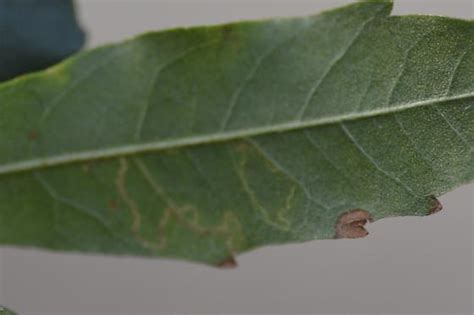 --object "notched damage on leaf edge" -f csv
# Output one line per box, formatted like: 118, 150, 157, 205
335, 209, 373, 239
427, 196, 443, 215
216, 256, 238, 269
